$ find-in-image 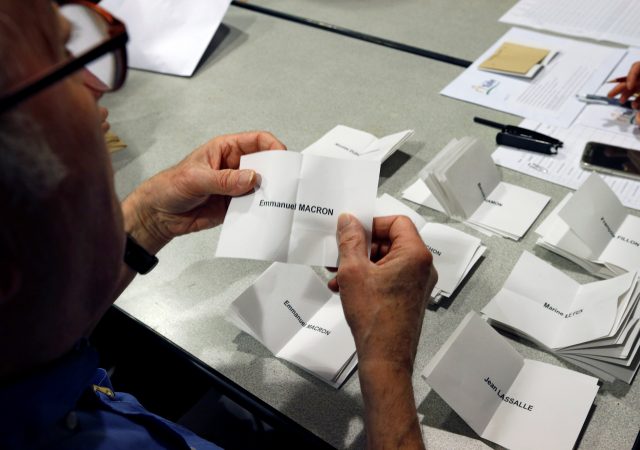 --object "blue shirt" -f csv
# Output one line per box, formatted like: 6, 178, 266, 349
0, 341, 222, 450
